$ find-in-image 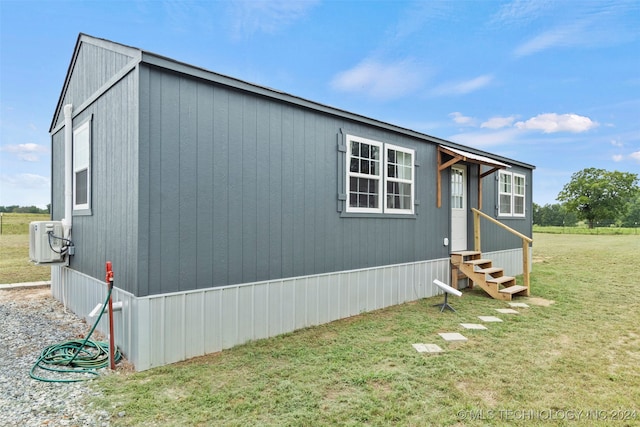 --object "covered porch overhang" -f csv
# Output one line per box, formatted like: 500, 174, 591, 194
437, 145, 510, 209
